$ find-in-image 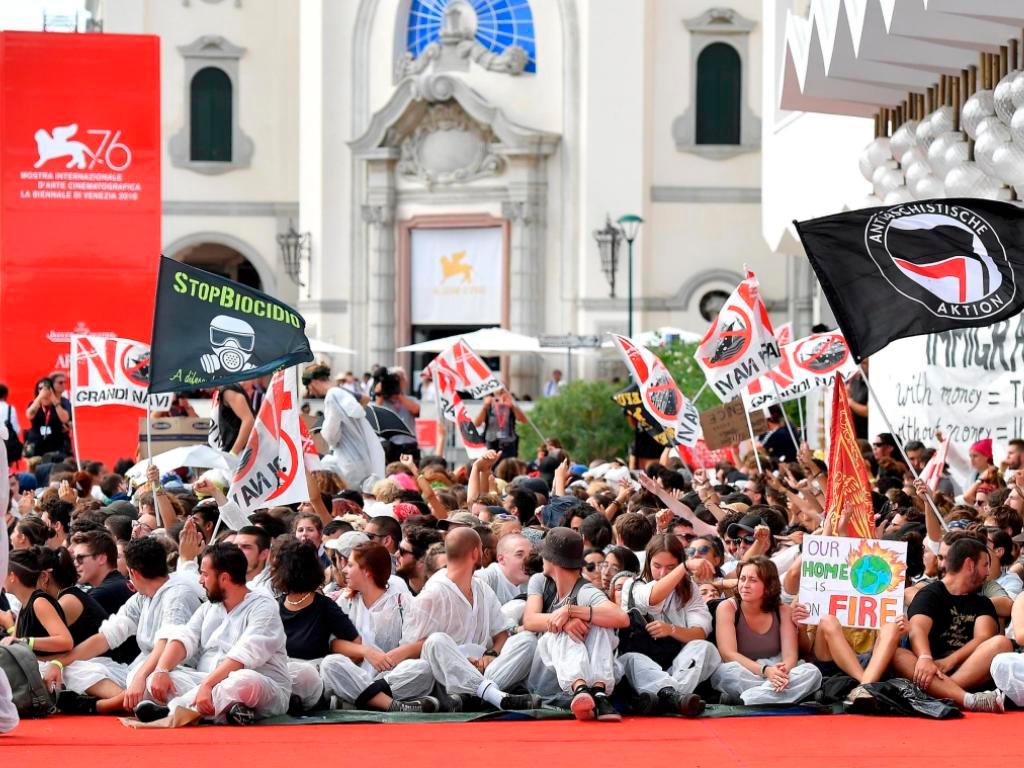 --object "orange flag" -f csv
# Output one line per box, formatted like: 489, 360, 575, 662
825, 377, 875, 538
